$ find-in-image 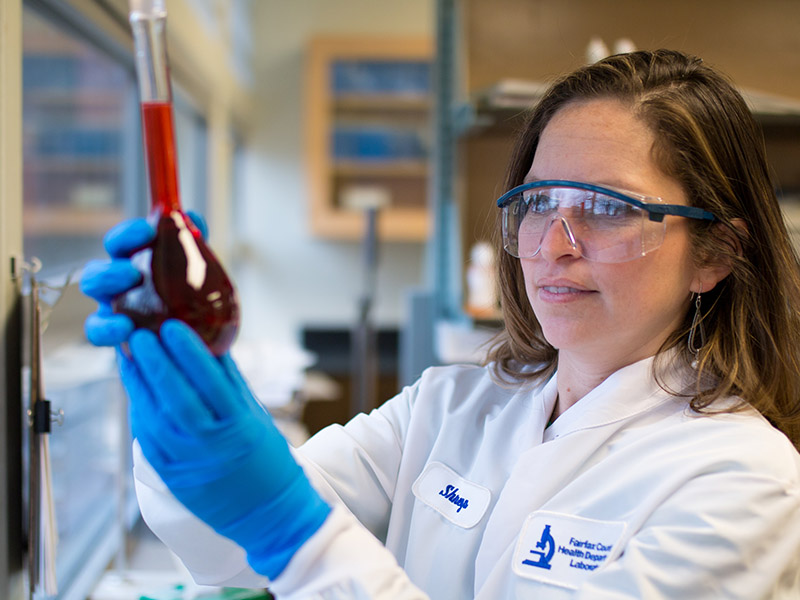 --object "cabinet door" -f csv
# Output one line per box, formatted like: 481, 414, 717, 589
306, 36, 433, 241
